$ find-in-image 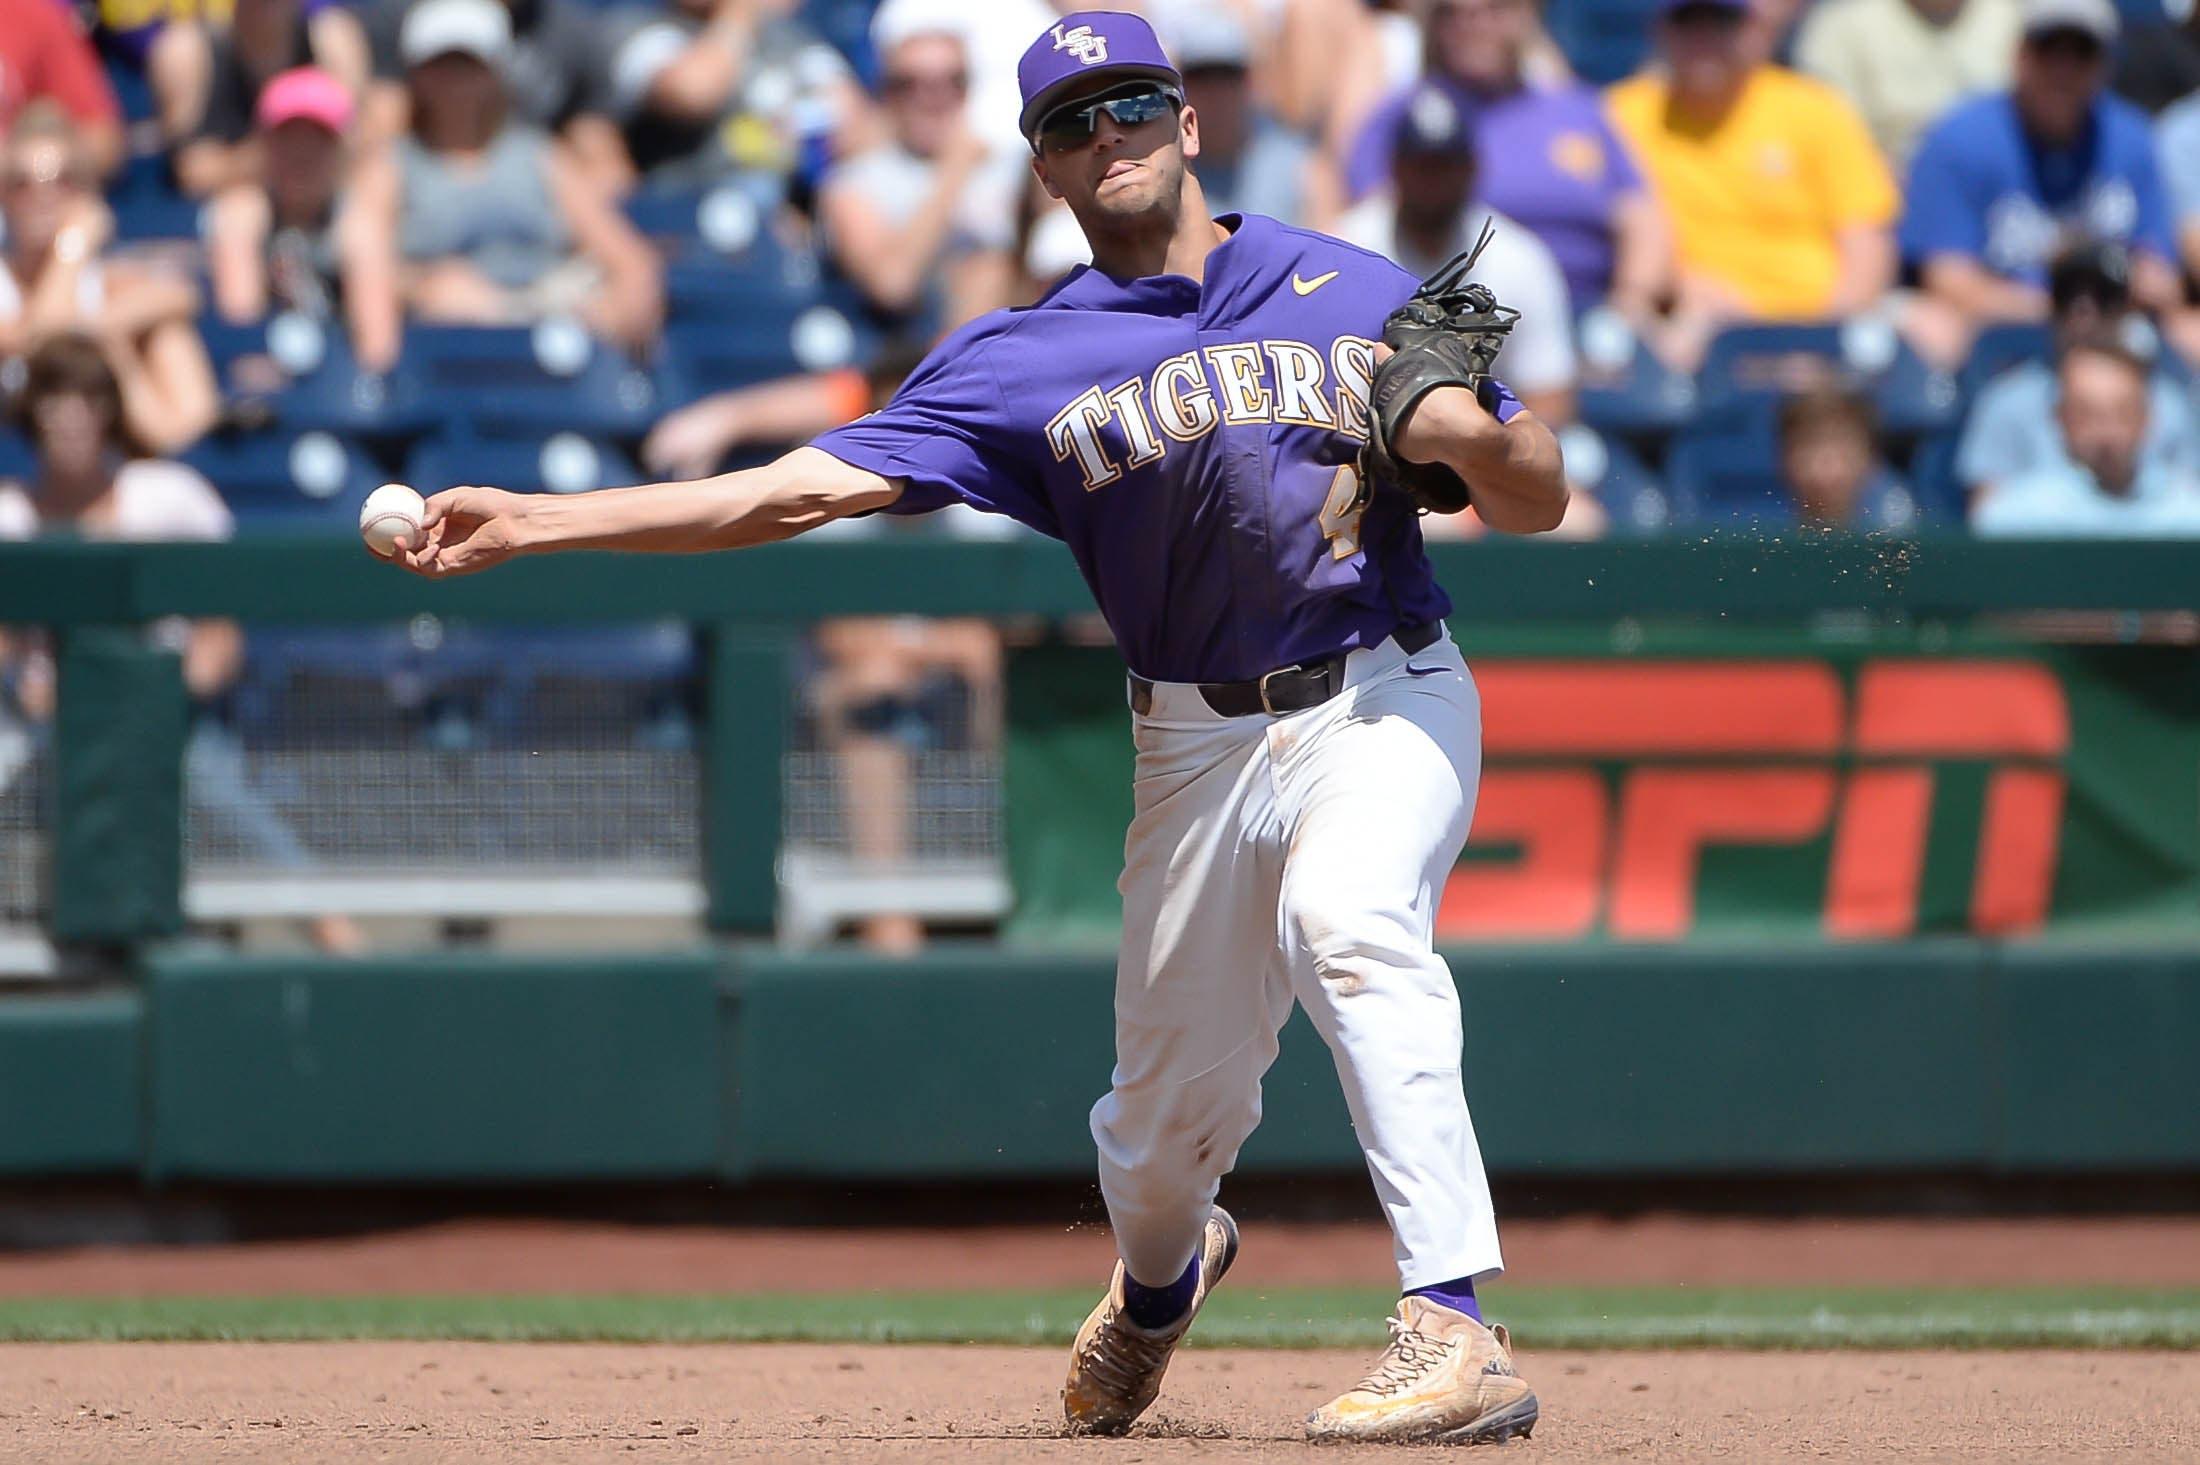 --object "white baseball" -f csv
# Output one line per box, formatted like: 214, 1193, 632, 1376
359, 483, 425, 559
